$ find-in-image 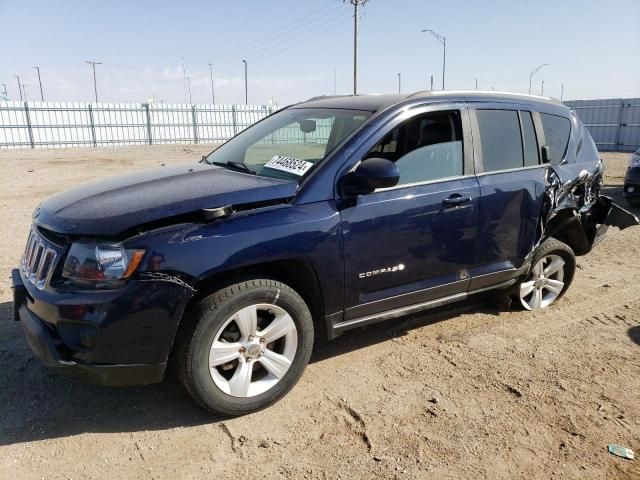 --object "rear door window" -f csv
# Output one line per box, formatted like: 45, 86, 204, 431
475, 109, 523, 172
540, 113, 571, 162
